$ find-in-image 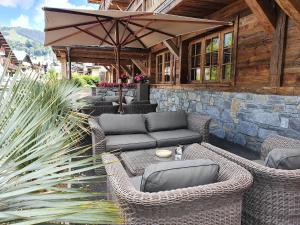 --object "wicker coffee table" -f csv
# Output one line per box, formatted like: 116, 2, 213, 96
120, 147, 177, 176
